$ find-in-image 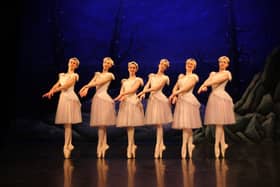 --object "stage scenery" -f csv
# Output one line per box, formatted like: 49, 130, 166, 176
8, 0, 280, 187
